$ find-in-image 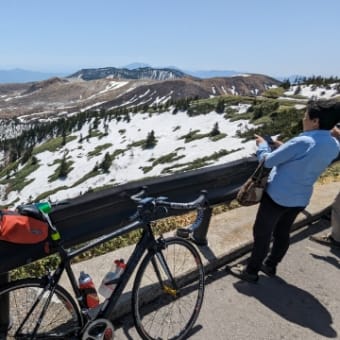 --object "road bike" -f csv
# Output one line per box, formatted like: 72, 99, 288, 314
0, 188, 208, 340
